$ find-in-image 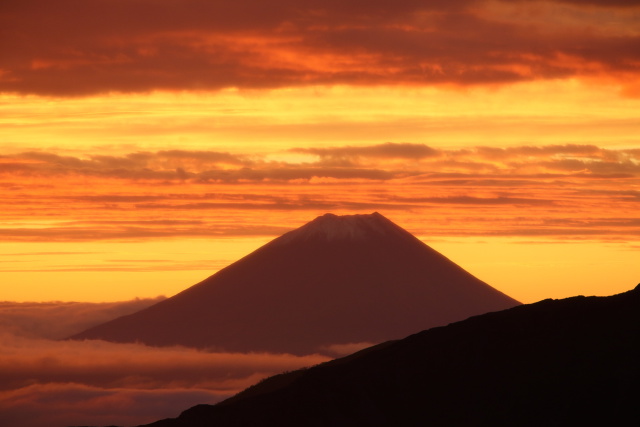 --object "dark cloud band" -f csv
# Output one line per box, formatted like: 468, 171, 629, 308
1, 0, 639, 96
